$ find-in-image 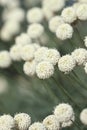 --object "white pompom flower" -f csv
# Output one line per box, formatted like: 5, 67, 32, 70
43, 115, 60, 130
58, 55, 75, 73
27, 7, 44, 23
10, 45, 22, 61
23, 60, 36, 76
49, 16, 64, 32
61, 7, 77, 23
34, 47, 48, 63
36, 61, 54, 79
0, 51, 11, 68
15, 33, 32, 46
56, 23, 73, 40
0, 114, 15, 129
29, 122, 46, 130
43, 49, 60, 65
21, 44, 35, 61
54, 103, 75, 124
42, 0, 65, 12
76, 4, 87, 20
80, 108, 87, 125
27, 23, 44, 39
84, 62, 87, 73
14, 113, 31, 130
72, 48, 87, 65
